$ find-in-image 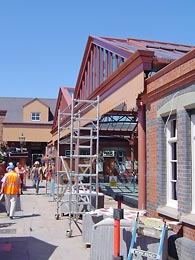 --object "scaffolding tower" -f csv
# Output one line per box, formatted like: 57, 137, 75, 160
56, 96, 100, 237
